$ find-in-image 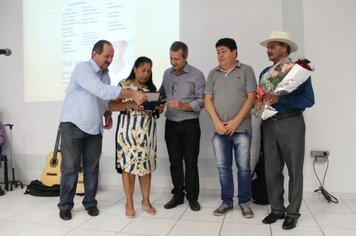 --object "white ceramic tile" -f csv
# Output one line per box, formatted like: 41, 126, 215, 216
299, 200, 310, 213
66, 228, 117, 236
341, 199, 356, 213
40, 210, 92, 228
102, 202, 127, 215
2, 194, 51, 208
304, 199, 352, 214
1, 188, 356, 236
220, 222, 270, 236
12, 223, 73, 236
35, 197, 62, 209
313, 212, 356, 229
0, 220, 33, 235
153, 193, 175, 205
0, 205, 30, 219
97, 200, 118, 211
78, 213, 133, 232
181, 207, 223, 222
96, 189, 125, 202
168, 219, 221, 236
322, 227, 356, 236
143, 204, 188, 220
297, 211, 319, 227
121, 217, 176, 235
6, 206, 57, 223
116, 233, 149, 236
271, 225, 324, 236
197, 195, 222, 207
